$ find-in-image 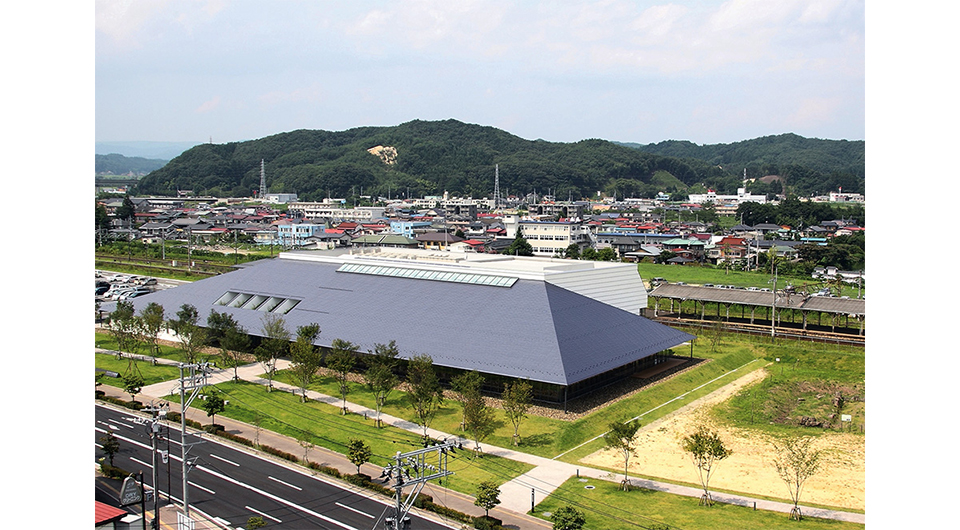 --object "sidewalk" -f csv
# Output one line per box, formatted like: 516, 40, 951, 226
98, 346, 865, 526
